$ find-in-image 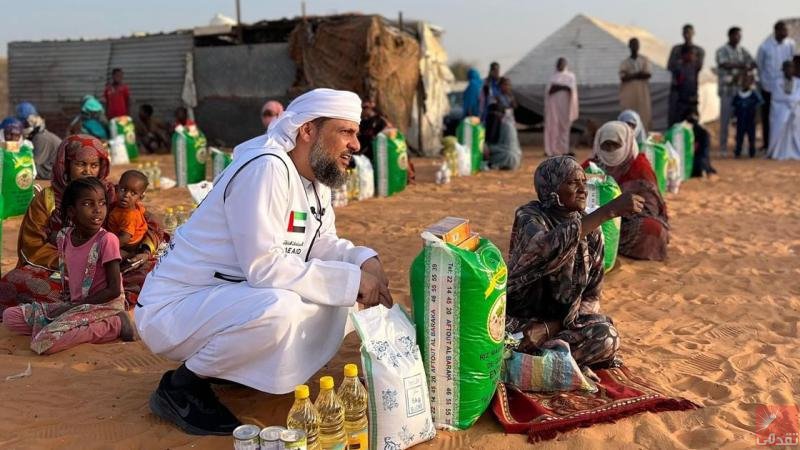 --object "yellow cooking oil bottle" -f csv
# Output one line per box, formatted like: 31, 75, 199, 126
338, 364, 369, 450
287, 384, 322, 450
315, 376, 347, 450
